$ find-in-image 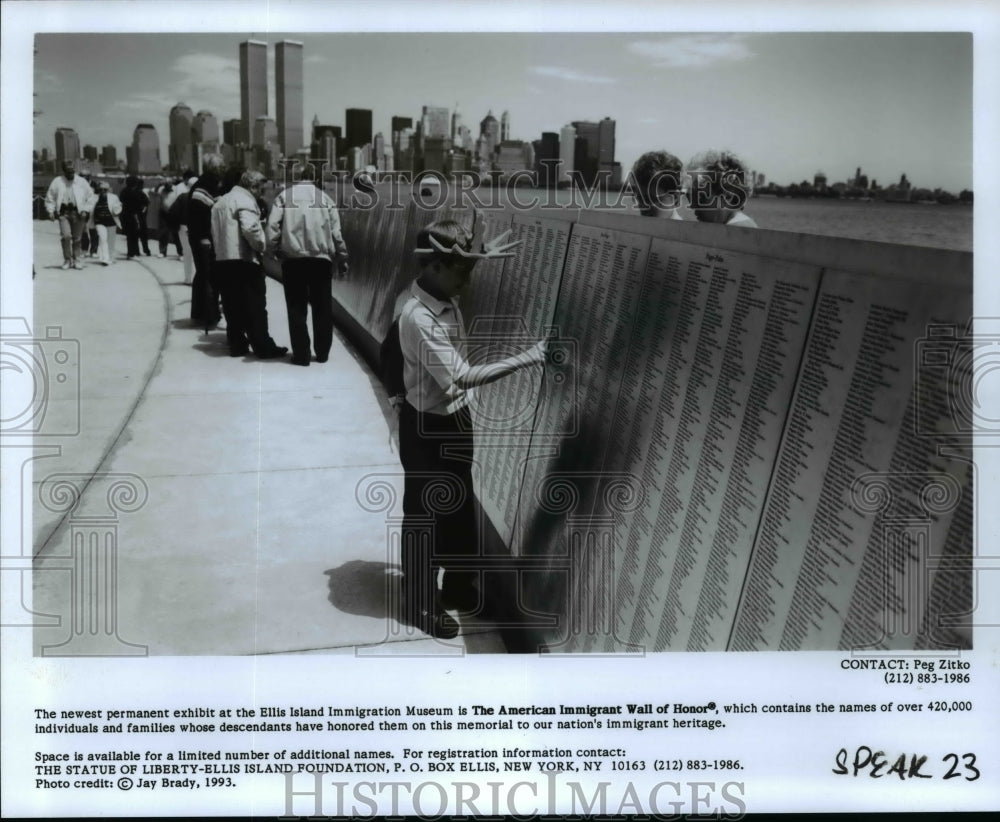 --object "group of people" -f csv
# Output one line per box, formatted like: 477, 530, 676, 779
43, 160, 126, 267
630, 149, 758, 227
41, 146, 756, 641
44, 155, 351, 367
43, 160, 200, 269
191, 158, 350, 363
